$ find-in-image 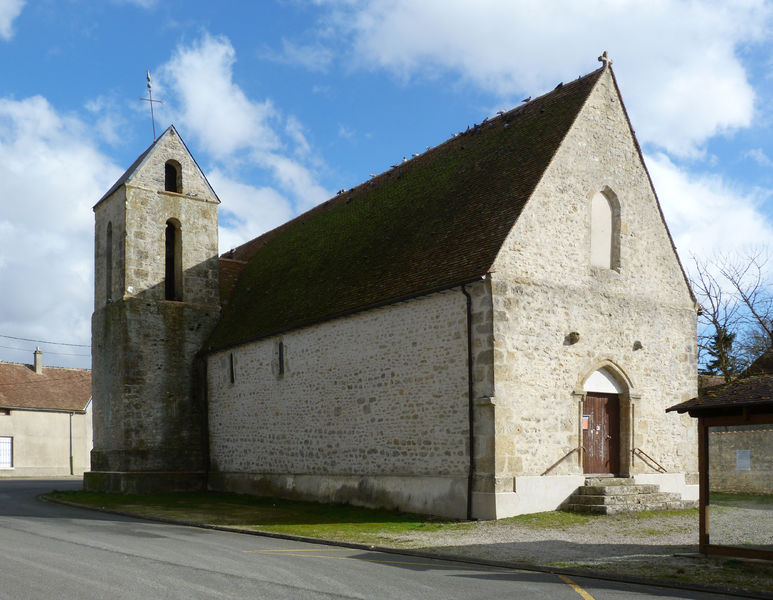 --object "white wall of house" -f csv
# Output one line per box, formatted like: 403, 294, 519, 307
0, 405, 92, 477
